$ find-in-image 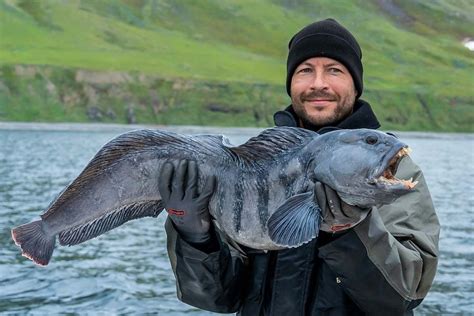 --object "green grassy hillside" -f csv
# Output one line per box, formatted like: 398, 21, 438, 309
0, 0, 473, 131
